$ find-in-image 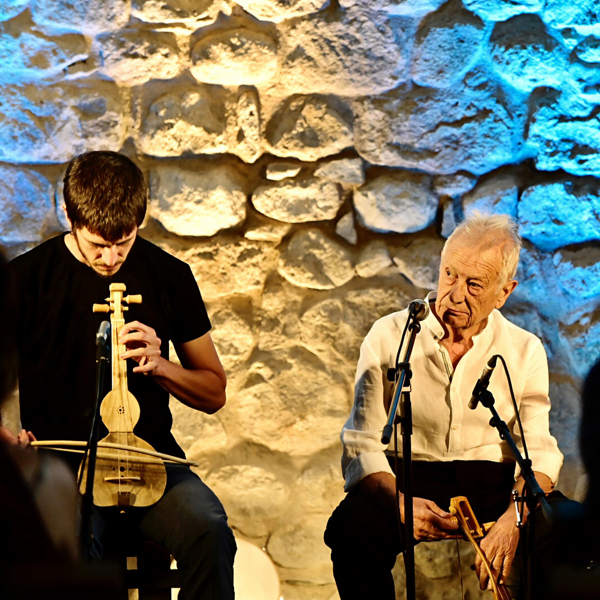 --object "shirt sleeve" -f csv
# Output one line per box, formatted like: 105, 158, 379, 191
341, 322, 395, 491
513, 338, 563, 484
169, 263, 211, 344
